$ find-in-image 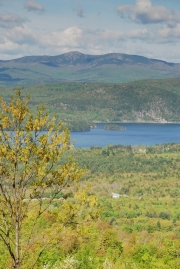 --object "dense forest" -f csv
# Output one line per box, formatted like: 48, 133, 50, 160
1, 141, 180, 268
1, 78, 180, 131
45, 142, 180, 268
